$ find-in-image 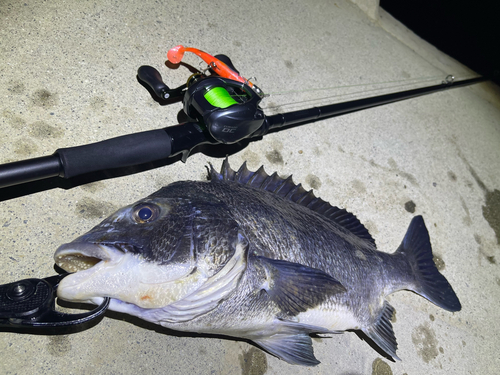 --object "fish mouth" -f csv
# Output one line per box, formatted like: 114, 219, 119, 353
54, 241, 204, 309
54, 242, 129, 273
